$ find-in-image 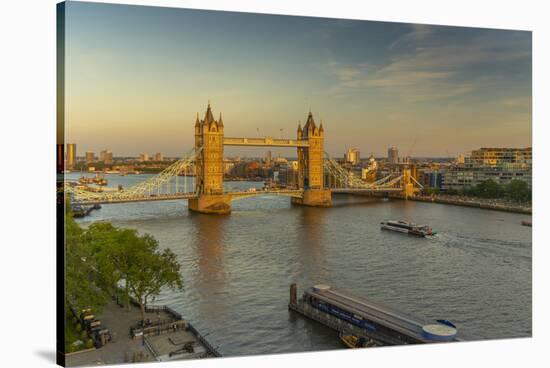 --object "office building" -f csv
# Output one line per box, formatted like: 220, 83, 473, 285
345, 148, 360, 165
442, 147, 532, 191
104, 151, 113, 165
465, 147, 532, 169
85, 151, 95, 164
361, 154, 378, 181
442, 167, 531, 190
421, 169, 444, 189
388, 147, 399, 164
